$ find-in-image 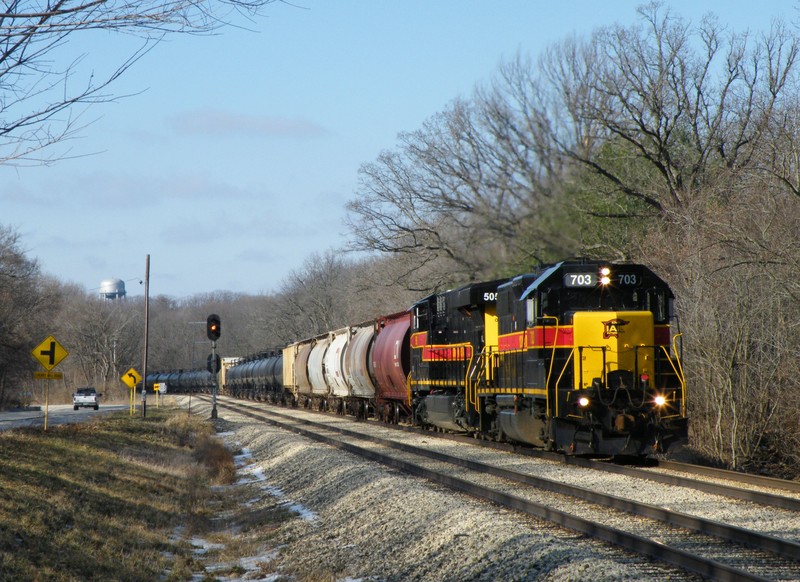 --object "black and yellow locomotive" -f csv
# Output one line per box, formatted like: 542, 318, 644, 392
409, 260, 688, 456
